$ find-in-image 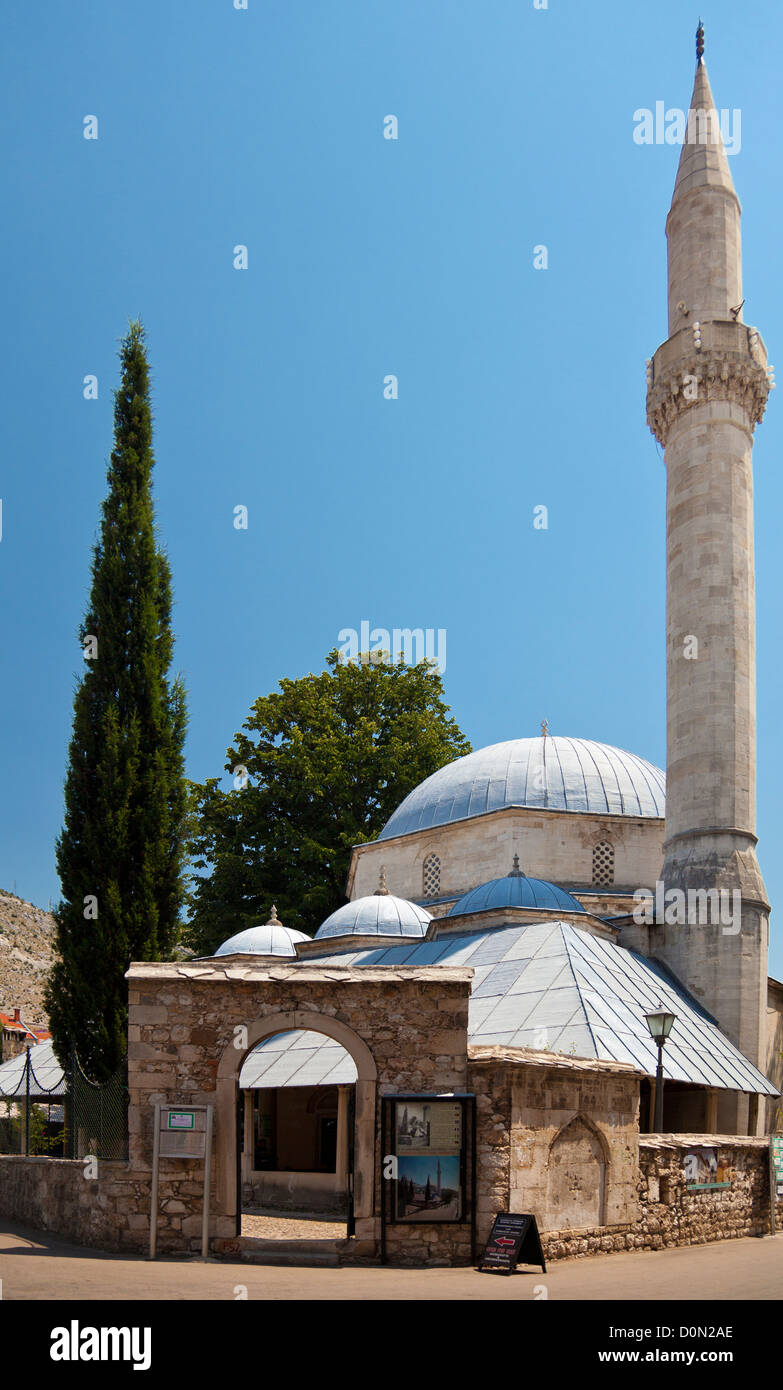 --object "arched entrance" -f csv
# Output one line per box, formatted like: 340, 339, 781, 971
216, 1010, 377, 1241
237, 1030, 357, 1234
